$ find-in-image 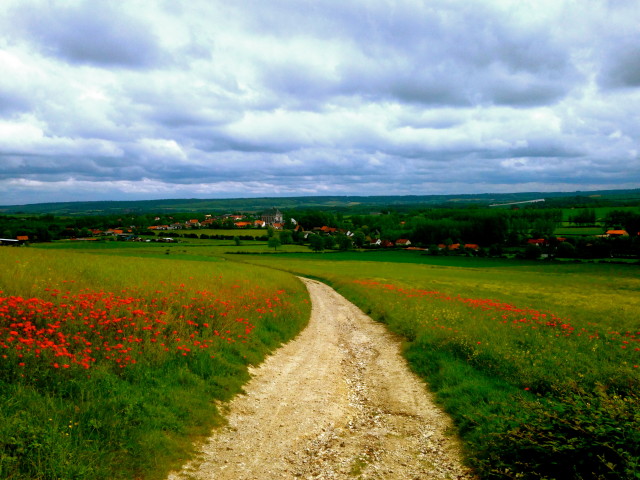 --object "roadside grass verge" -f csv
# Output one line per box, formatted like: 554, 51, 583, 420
234, 253, 640, 479
0, 248, 310, 480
